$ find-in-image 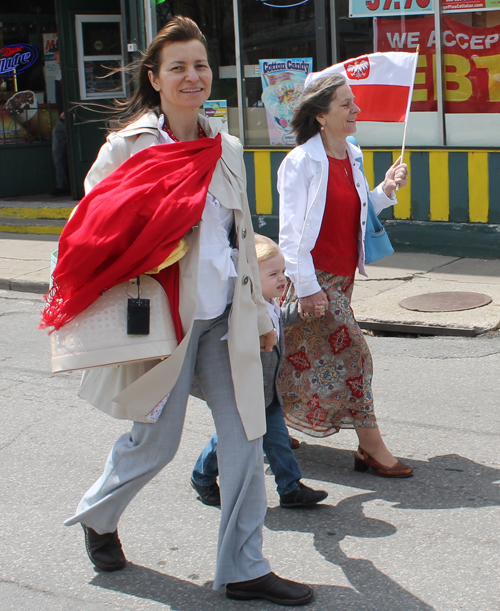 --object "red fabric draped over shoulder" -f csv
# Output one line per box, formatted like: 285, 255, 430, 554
41, 134, 222, 337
